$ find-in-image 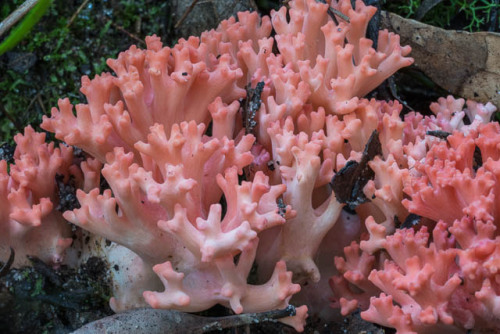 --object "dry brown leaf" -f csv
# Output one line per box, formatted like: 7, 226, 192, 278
381, 12, 500, 107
